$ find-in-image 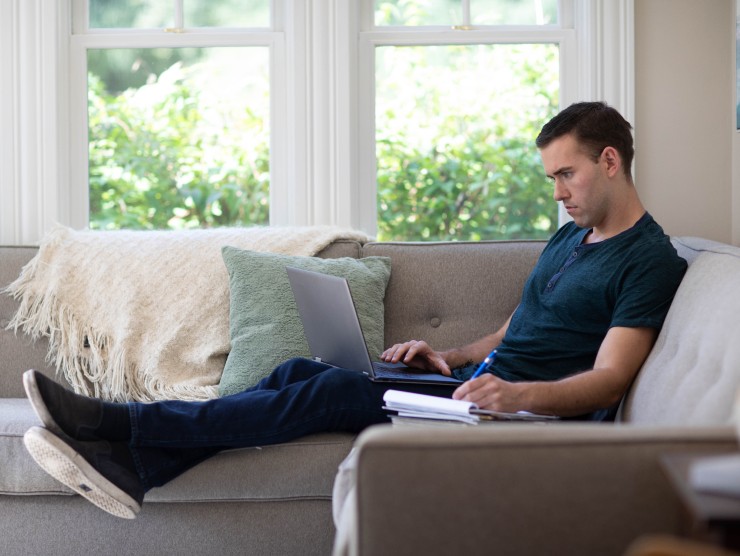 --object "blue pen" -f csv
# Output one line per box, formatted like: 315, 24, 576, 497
471, 349, 497, 379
